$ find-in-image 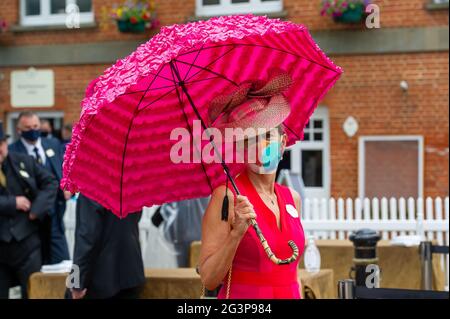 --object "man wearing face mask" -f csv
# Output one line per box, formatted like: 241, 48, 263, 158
0, 122, 58, 298
9, 111, 70, 265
